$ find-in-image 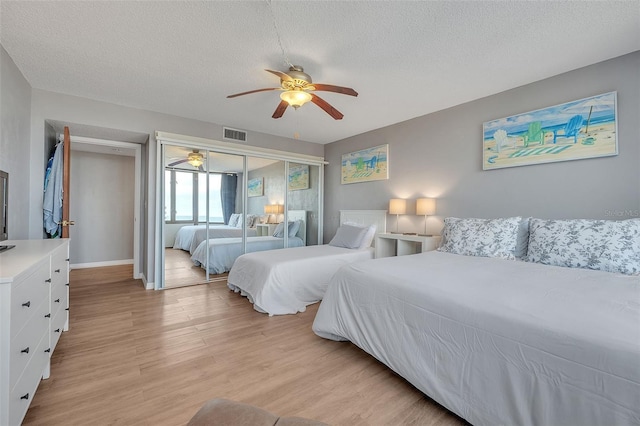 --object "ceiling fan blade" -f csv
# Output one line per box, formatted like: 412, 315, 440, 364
227, 87, 279, 98
265, 69, 293, 82
312, 84, 358, 97
272, 100, 288, 119
168, 159, 189, 166
310, 94, 344, 120
198, 165, 205, 172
